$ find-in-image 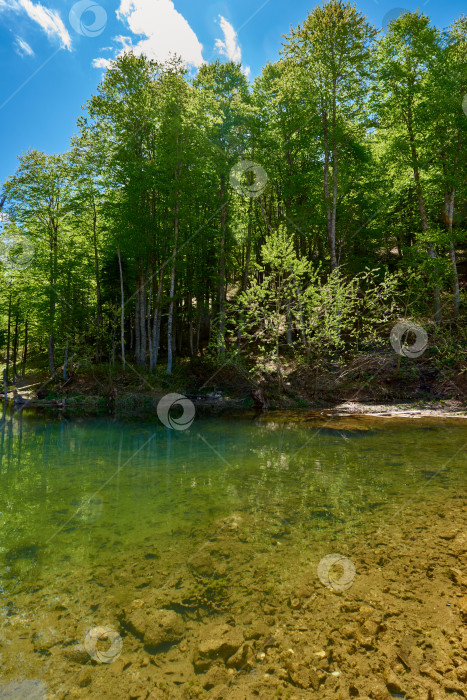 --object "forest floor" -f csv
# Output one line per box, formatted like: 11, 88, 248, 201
3, 351, 466, 418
